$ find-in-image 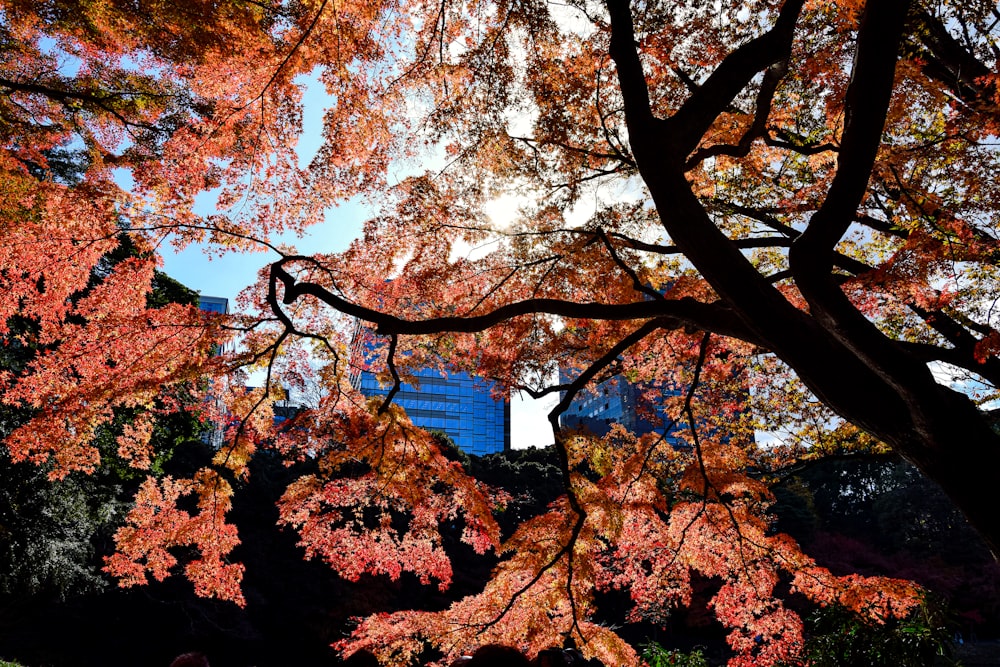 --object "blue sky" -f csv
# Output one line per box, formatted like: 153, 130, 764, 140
160, 72, 363, 301
160, 205, 365, 302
